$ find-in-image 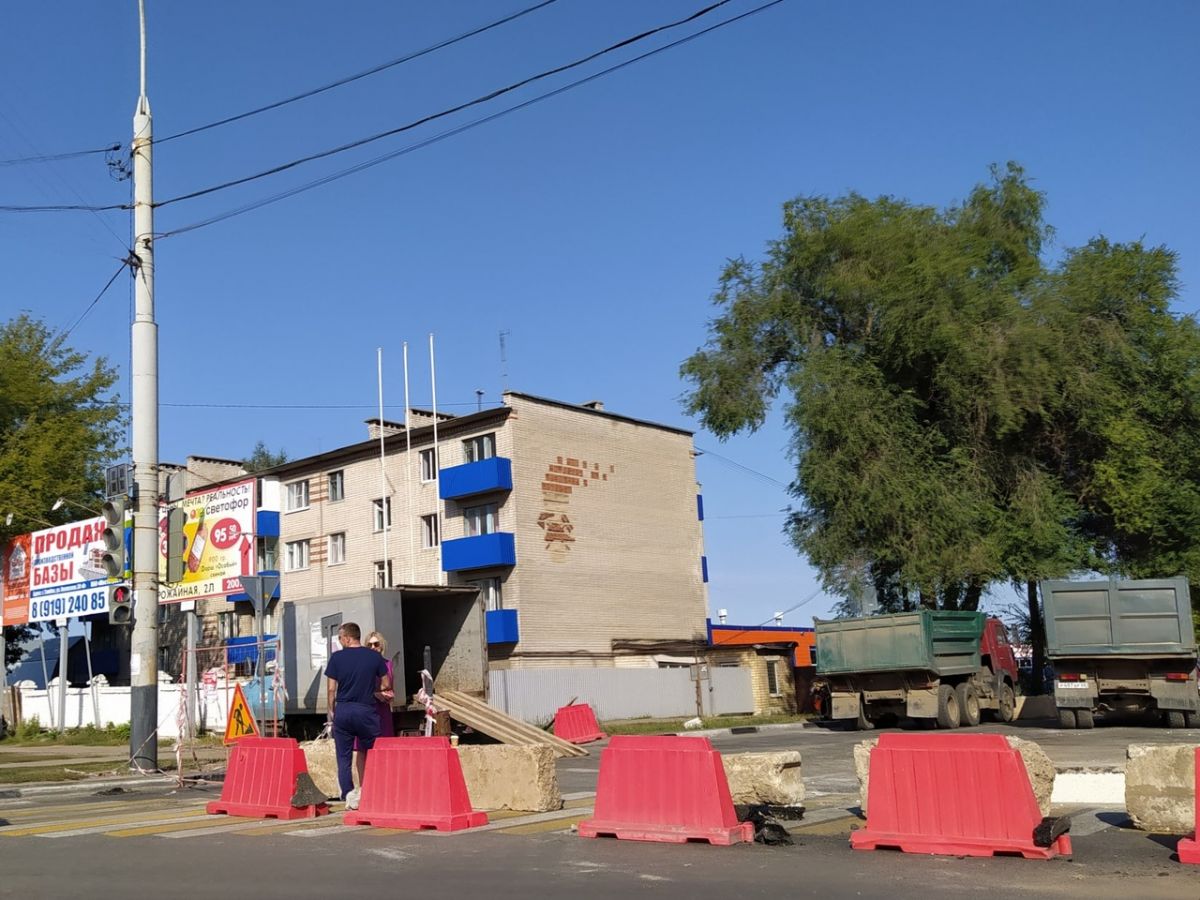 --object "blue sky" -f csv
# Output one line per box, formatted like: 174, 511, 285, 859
2, 1, 1197, 628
